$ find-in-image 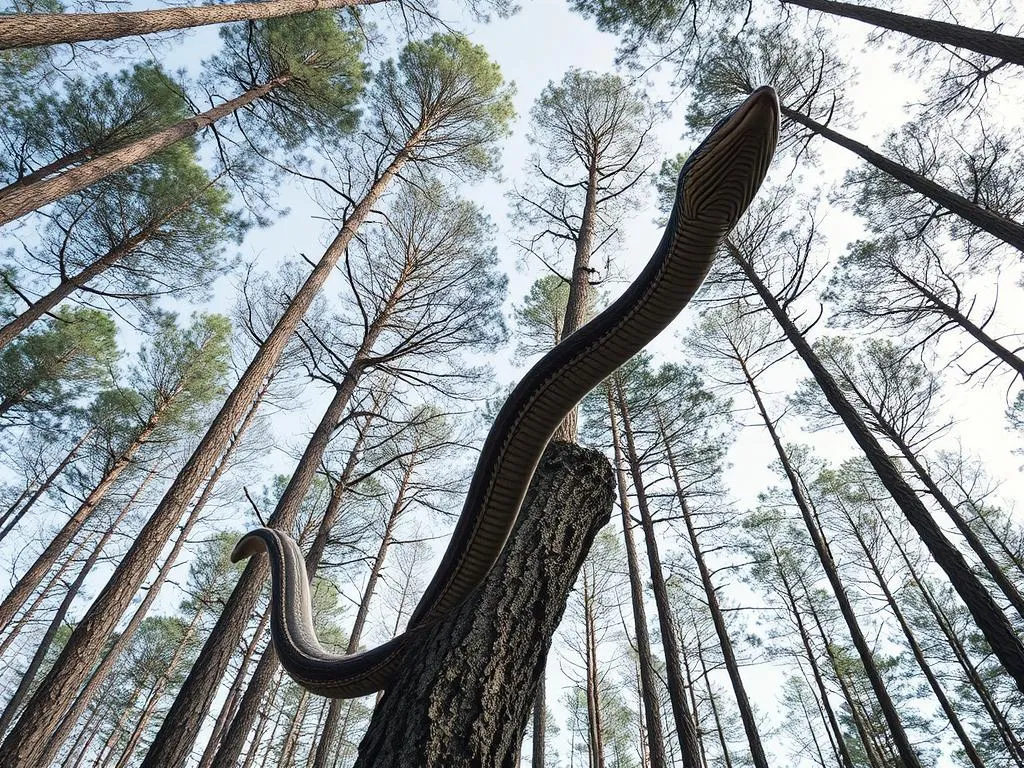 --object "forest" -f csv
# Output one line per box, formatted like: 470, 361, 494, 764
0, 0, 1022, 765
